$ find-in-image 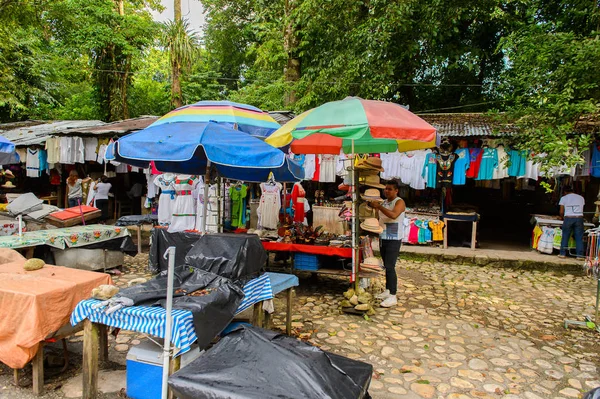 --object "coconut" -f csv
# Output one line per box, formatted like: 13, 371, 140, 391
23, 258, 44, 271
